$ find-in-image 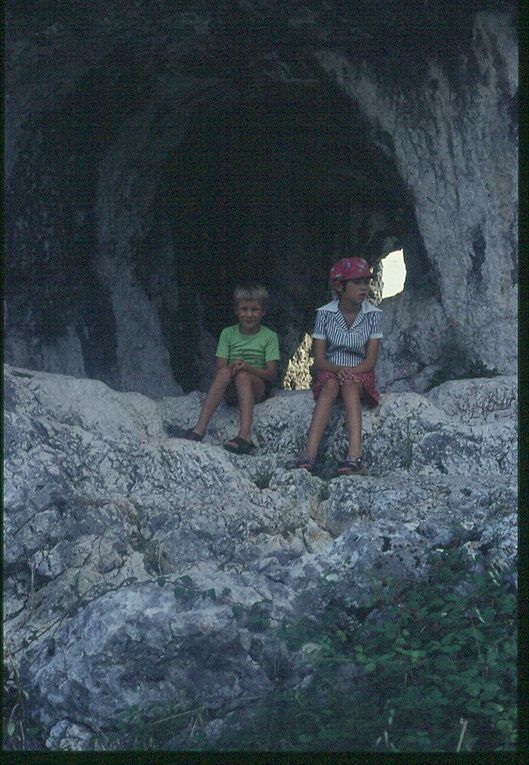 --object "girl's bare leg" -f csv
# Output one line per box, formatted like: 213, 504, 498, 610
192, 366, 233, 435
341, 380, 363, 457
304, 377, 340, 461
233, 371, 265, 442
